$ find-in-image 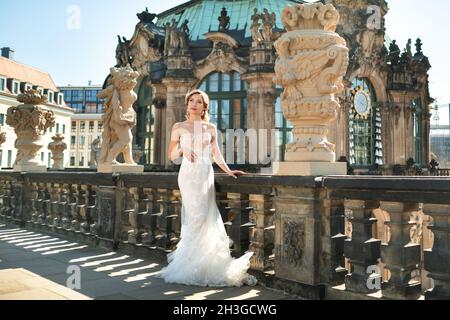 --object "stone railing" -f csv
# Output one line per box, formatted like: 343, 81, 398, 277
0, 172, 448, 300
